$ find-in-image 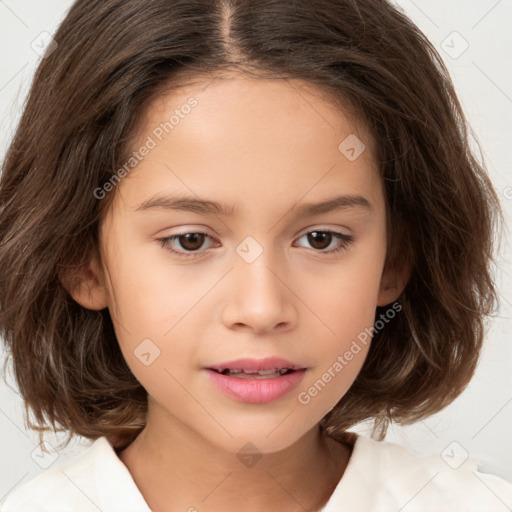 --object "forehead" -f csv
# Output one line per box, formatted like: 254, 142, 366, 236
110, 75, 383, 219
140, 73, 368, 140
